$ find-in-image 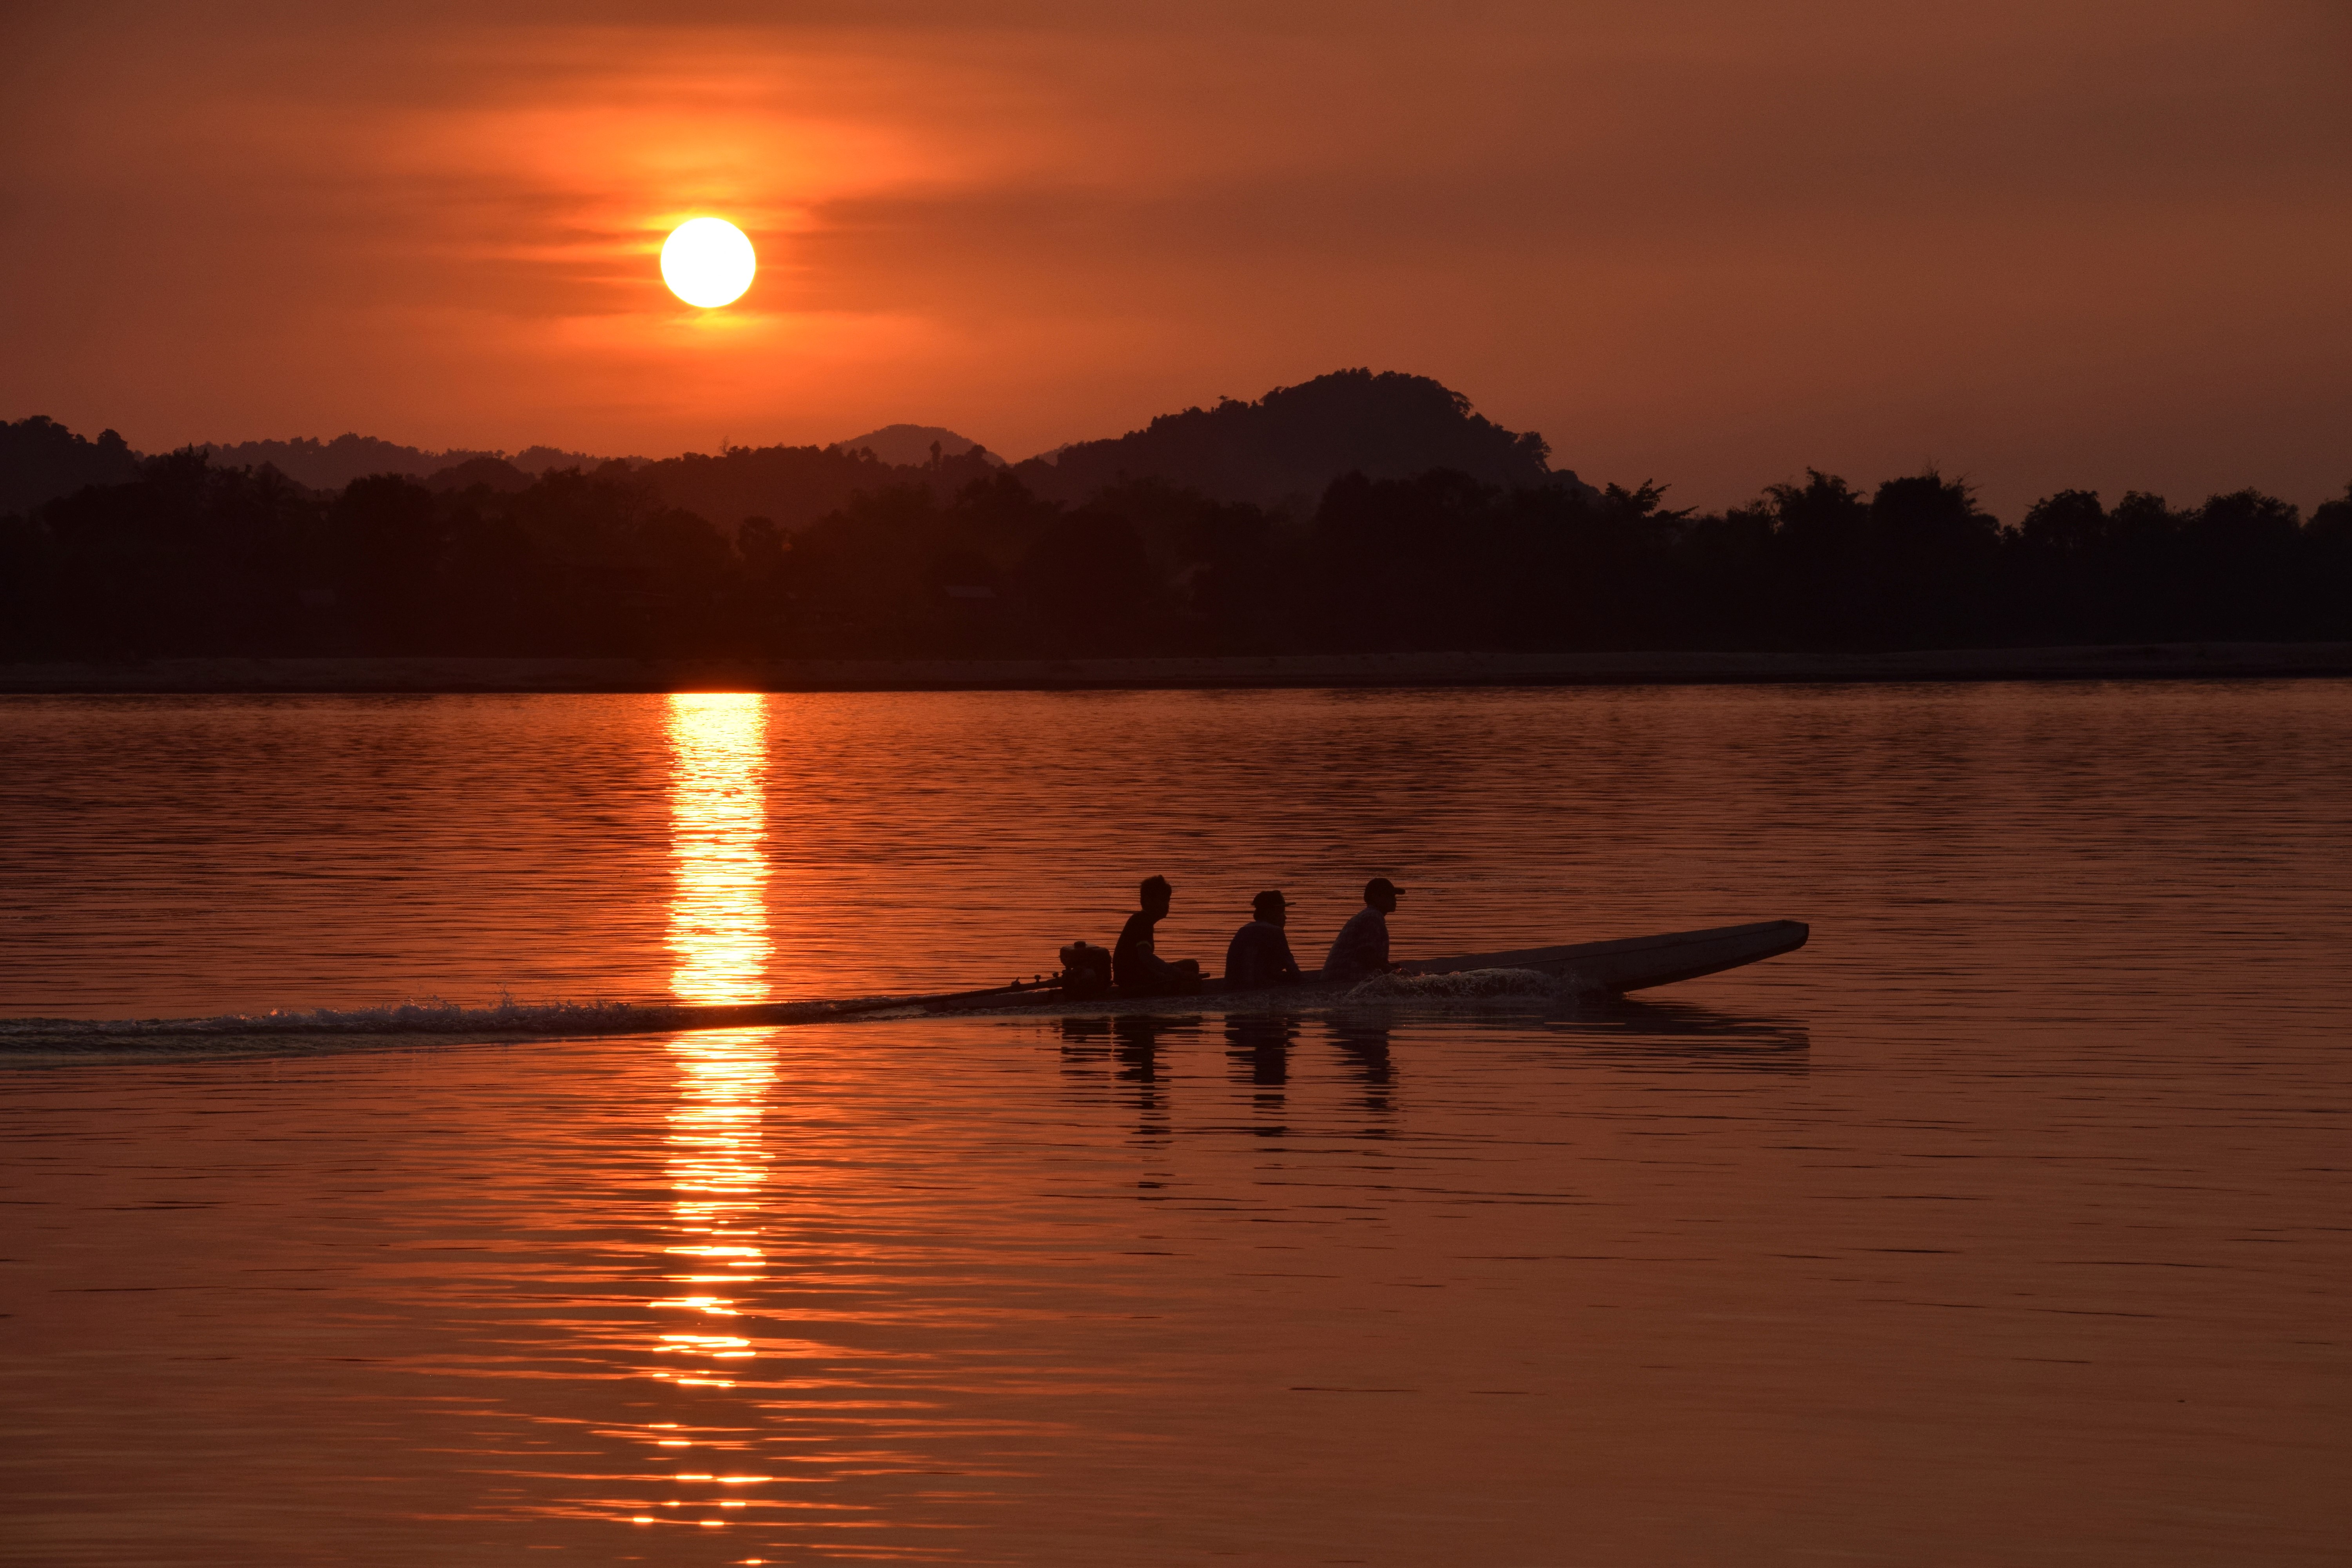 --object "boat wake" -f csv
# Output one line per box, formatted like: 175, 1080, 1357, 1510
1345, 967, 1588, 1002
3, 964, 1667, 1060
13, 996, 647, 1035
0, 995, 739, 1056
